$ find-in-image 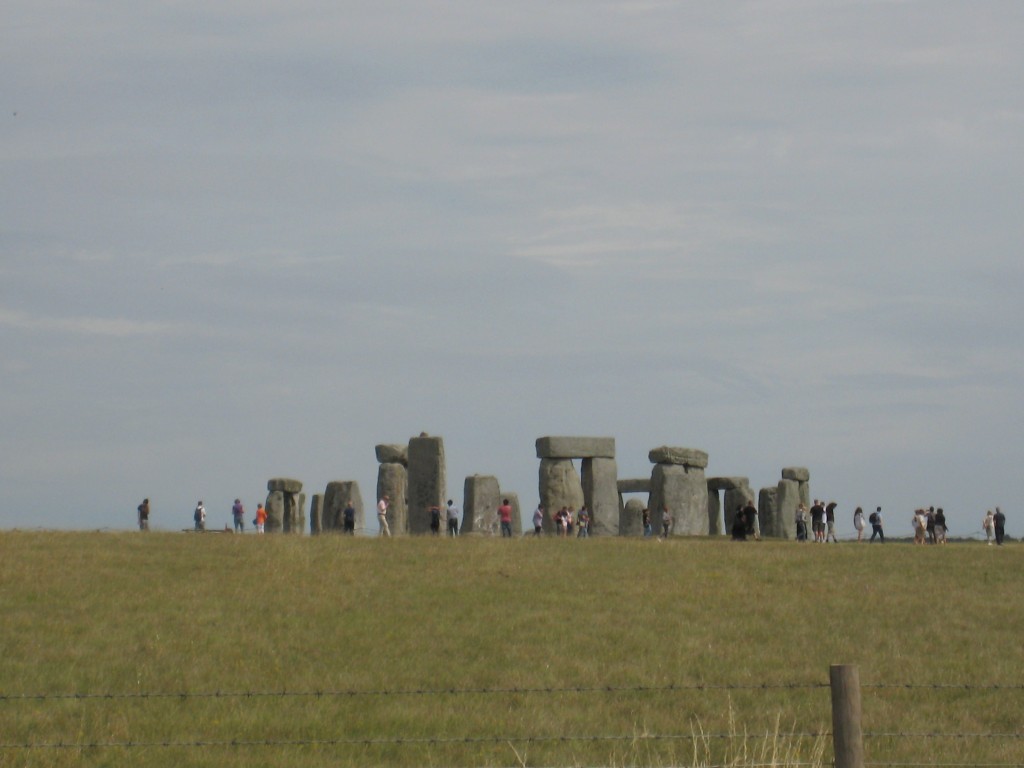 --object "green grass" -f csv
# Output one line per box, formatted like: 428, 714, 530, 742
0, 532, 1021, 767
